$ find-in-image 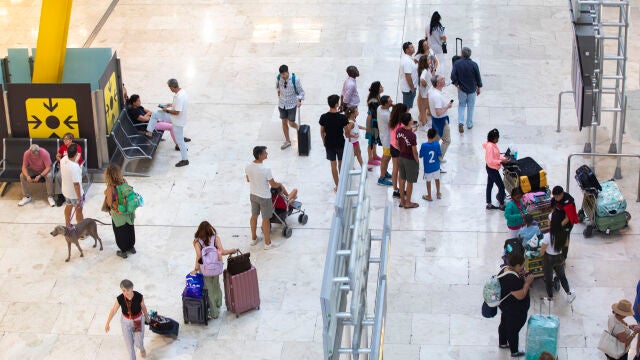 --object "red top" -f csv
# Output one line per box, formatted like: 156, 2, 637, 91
57, 144, 84, 165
